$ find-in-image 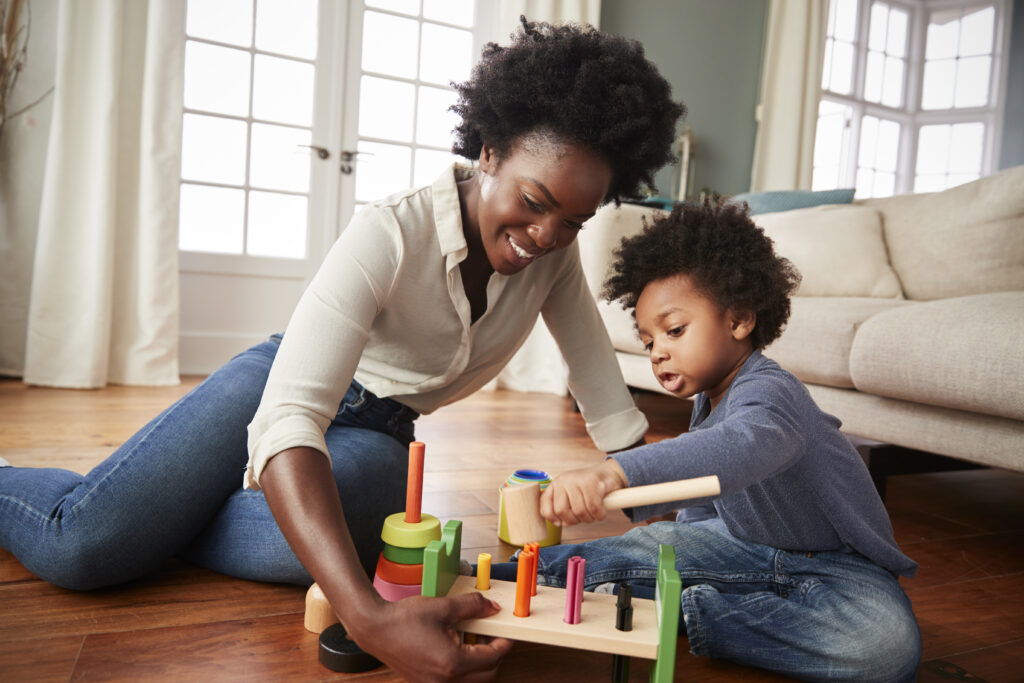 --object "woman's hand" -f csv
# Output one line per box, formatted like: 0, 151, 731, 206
539, 460, 628, 527
347, 592, 513, 682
